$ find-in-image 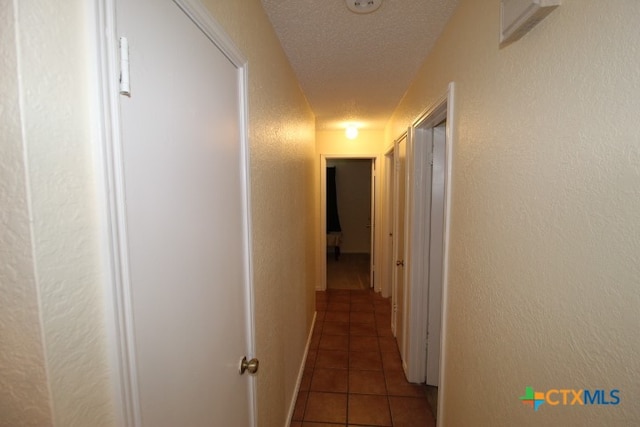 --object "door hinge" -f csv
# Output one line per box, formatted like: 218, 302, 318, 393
119, 36, 131, 97
428, 151, 434, 166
